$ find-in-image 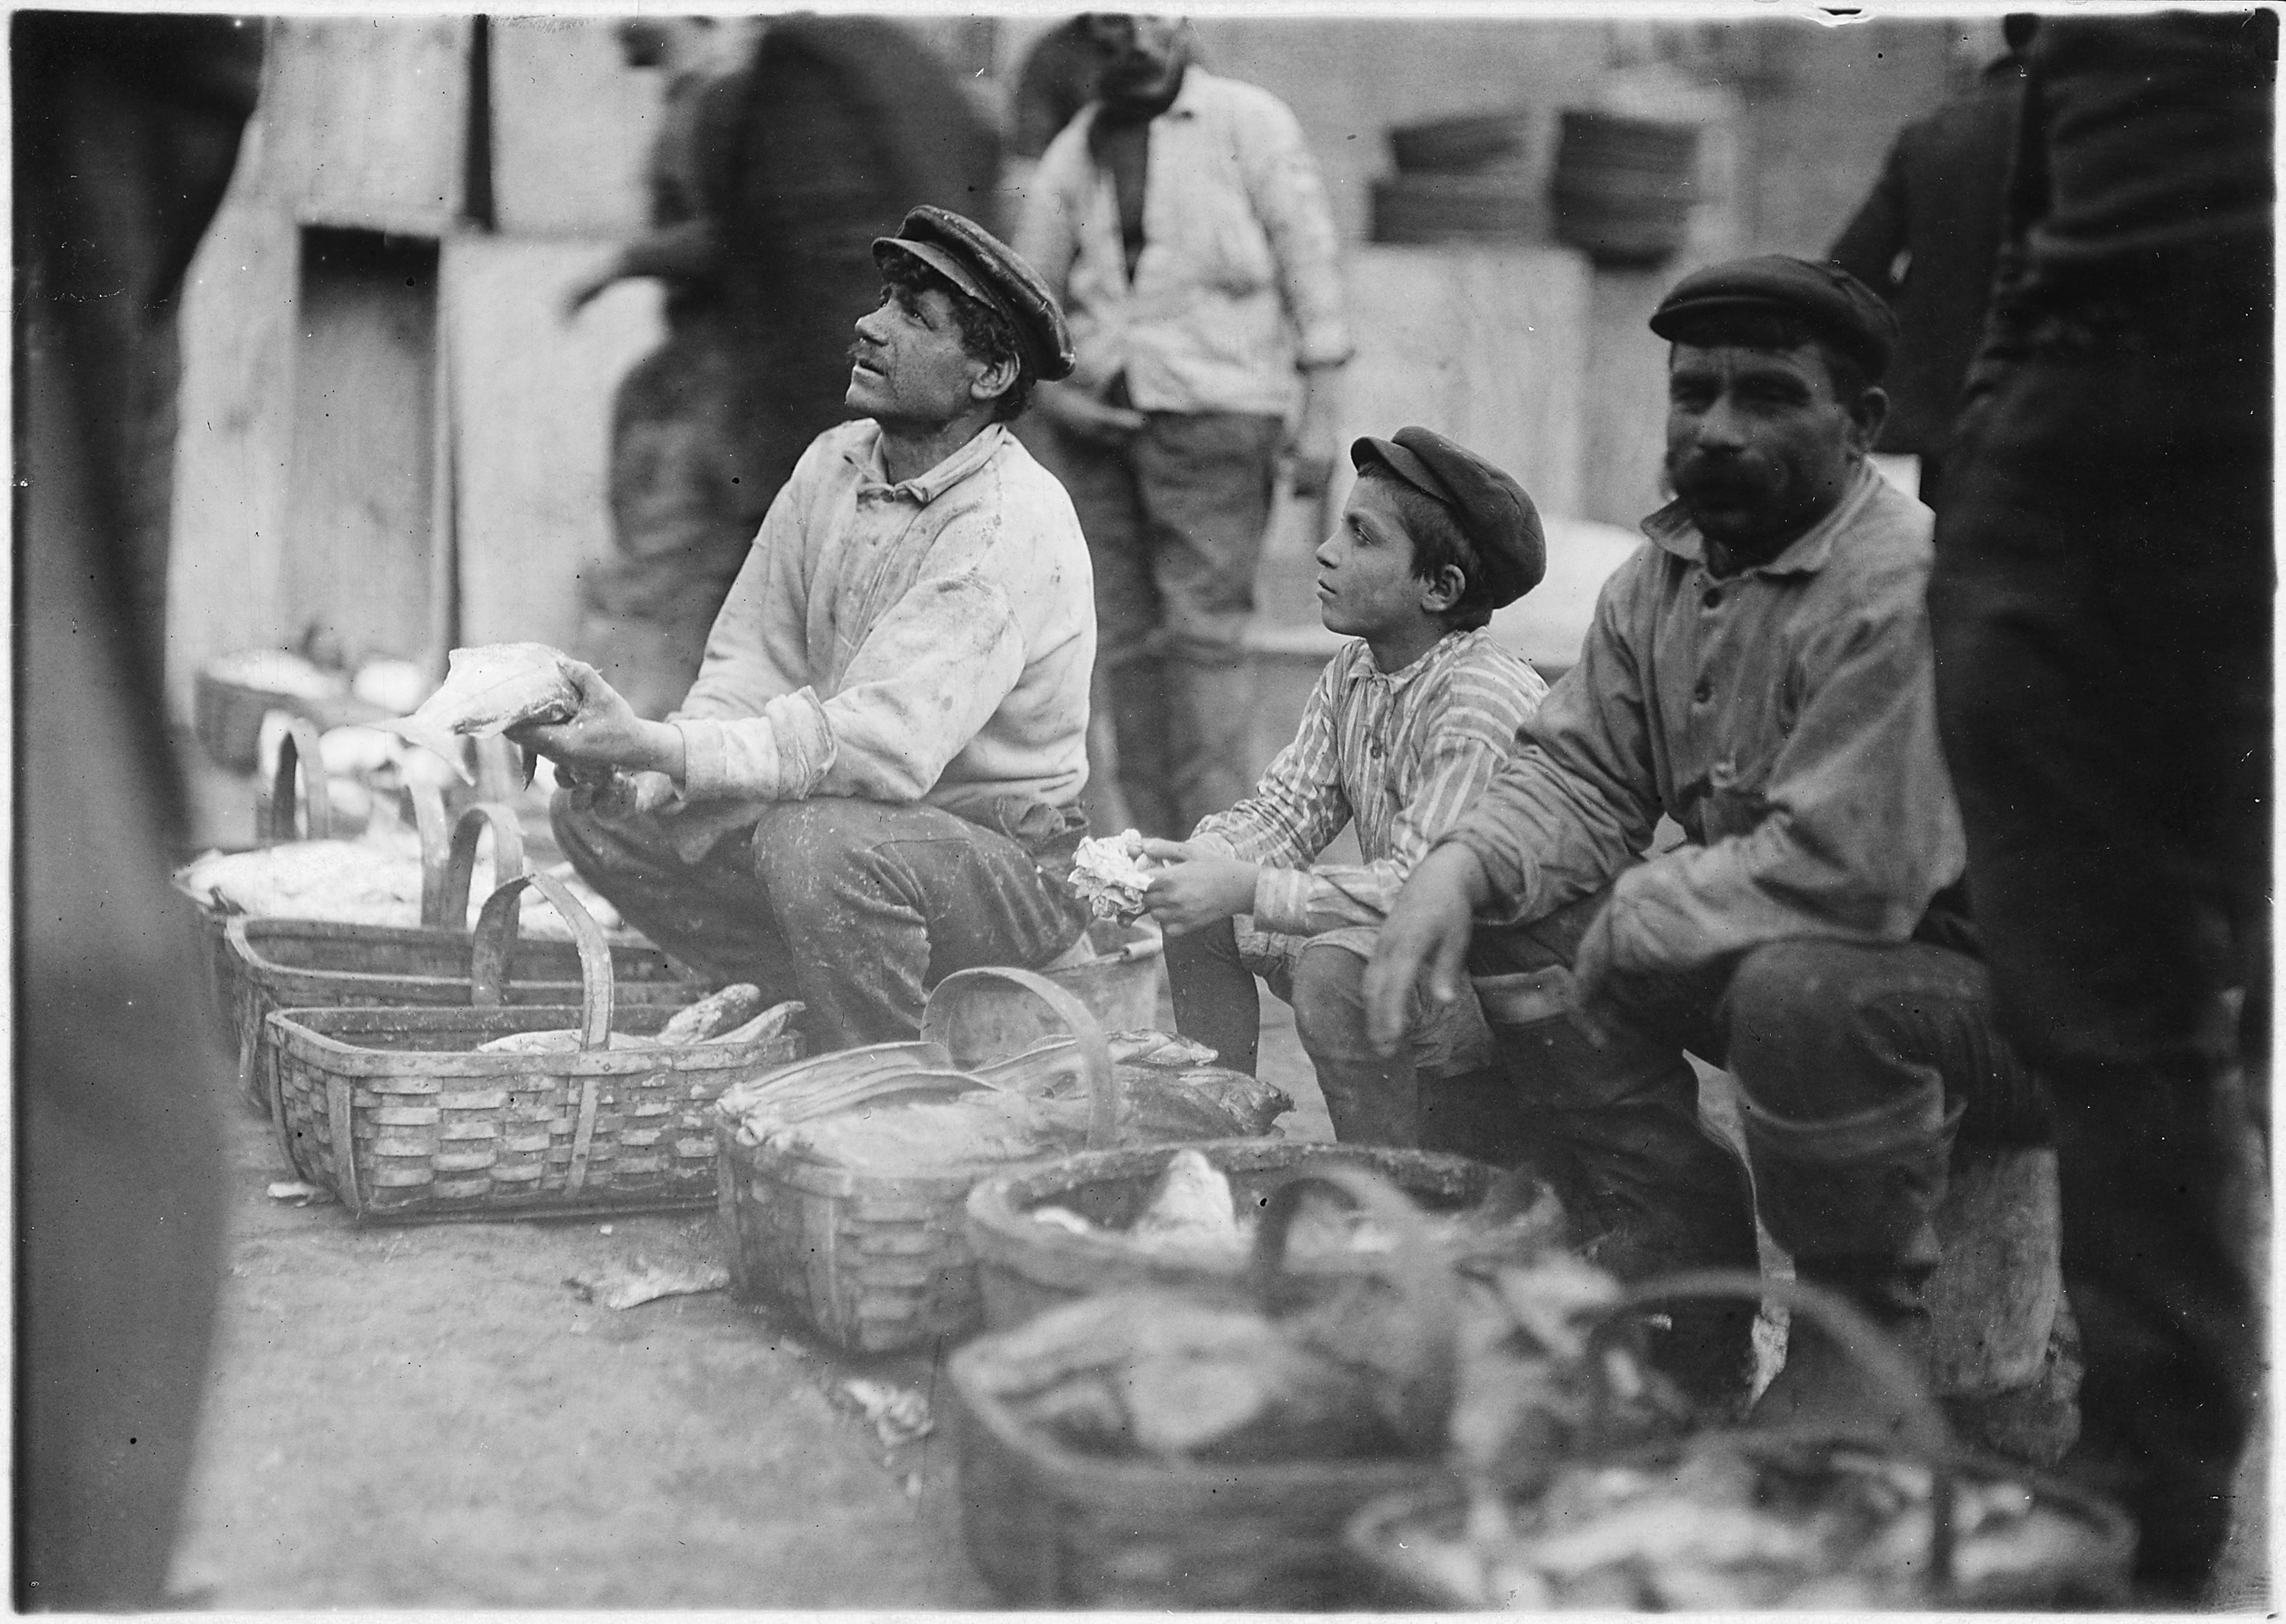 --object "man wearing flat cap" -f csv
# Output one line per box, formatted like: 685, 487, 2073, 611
1141, 428, 1548, 1146
1365, 255, 2051, 1423
515, 207, 1102, 1051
